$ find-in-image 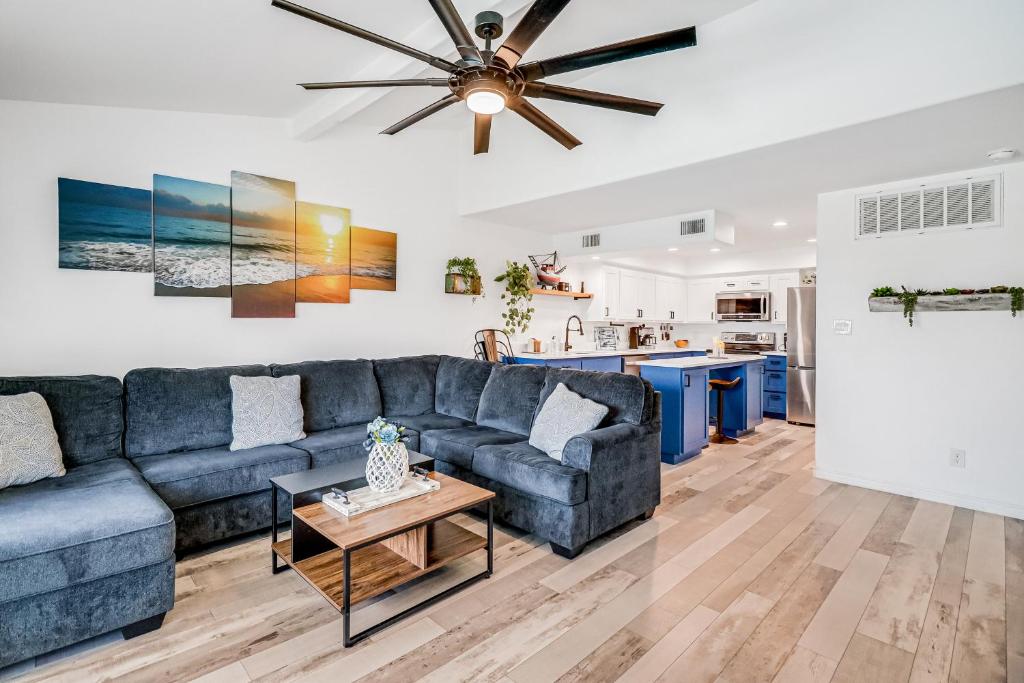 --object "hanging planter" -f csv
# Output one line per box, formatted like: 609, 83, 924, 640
444, 257, 483, 295
868, 284, 1022, 325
